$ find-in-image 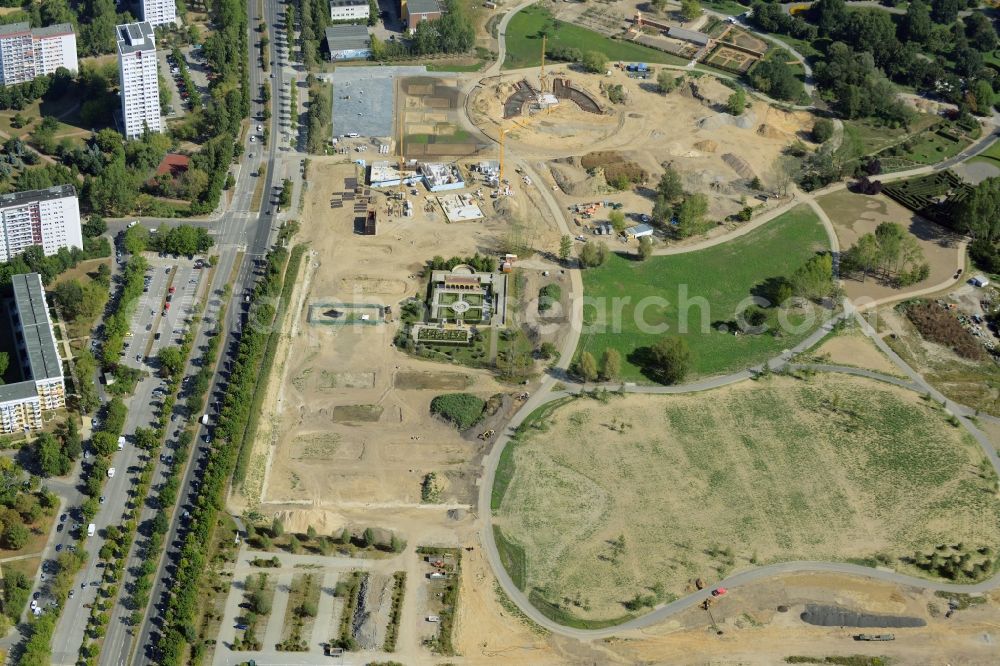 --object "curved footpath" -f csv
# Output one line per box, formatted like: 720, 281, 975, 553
474, 0, 1000, 640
